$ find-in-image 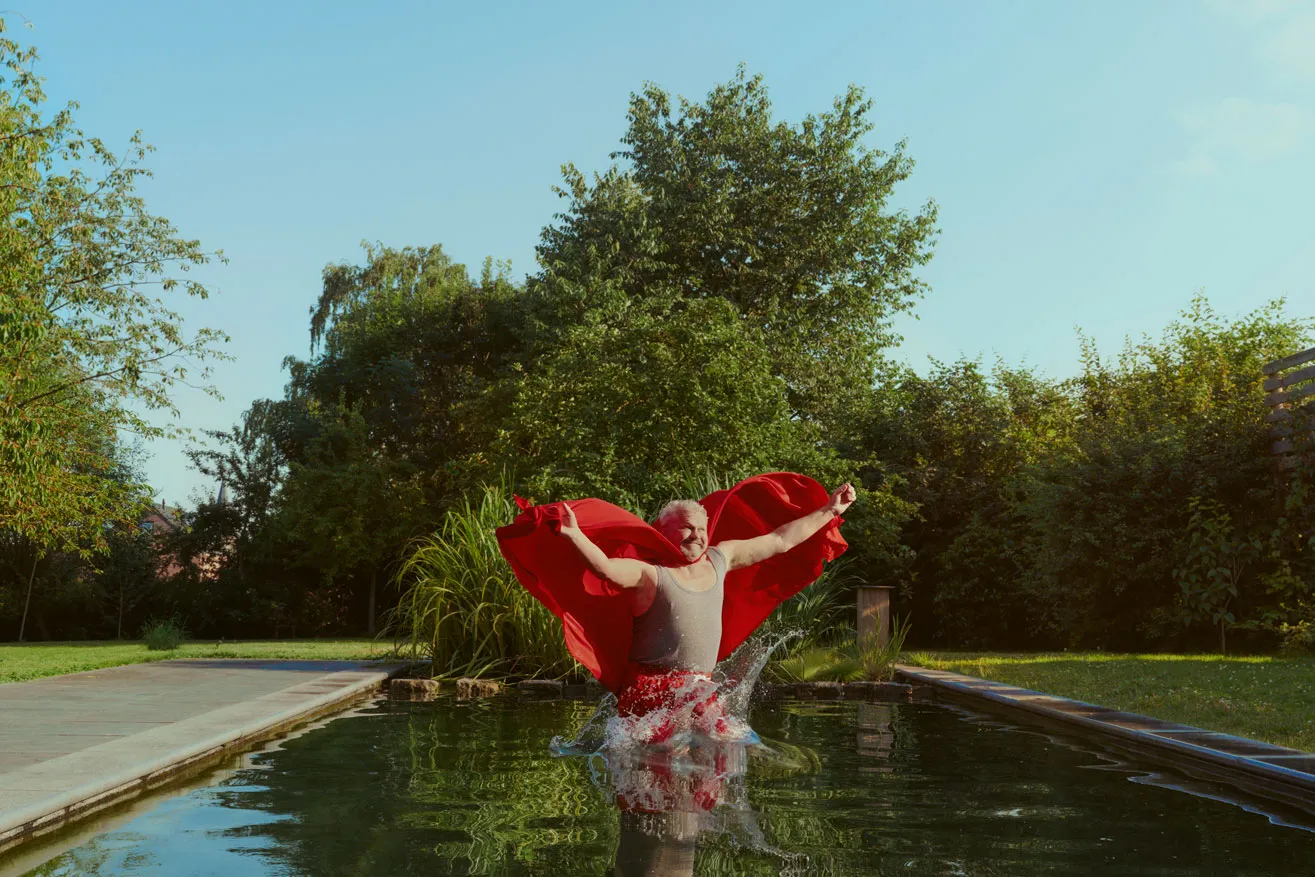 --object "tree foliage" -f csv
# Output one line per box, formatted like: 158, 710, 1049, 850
16, 51, 1312, 660
0, 20, 225, 554
864, 358, 1074, 647
871, 297, 1314, 651
293, 243, 524, 489
499, 292, 839, 508
532, 67, 938, 442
